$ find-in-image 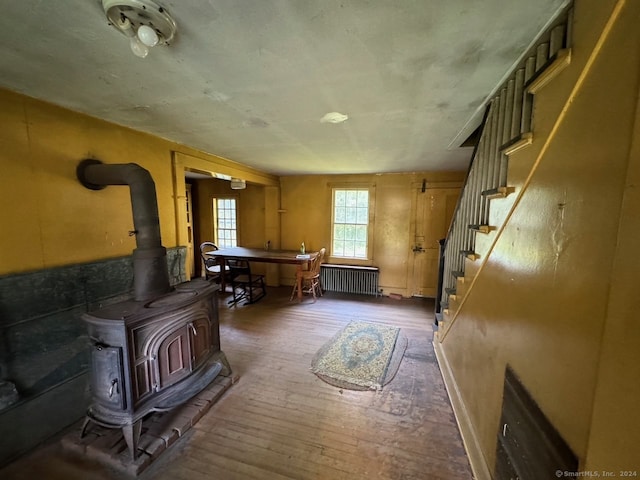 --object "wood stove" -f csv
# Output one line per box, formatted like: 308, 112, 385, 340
81, 279, 230, 458
76, 160, 231, 459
